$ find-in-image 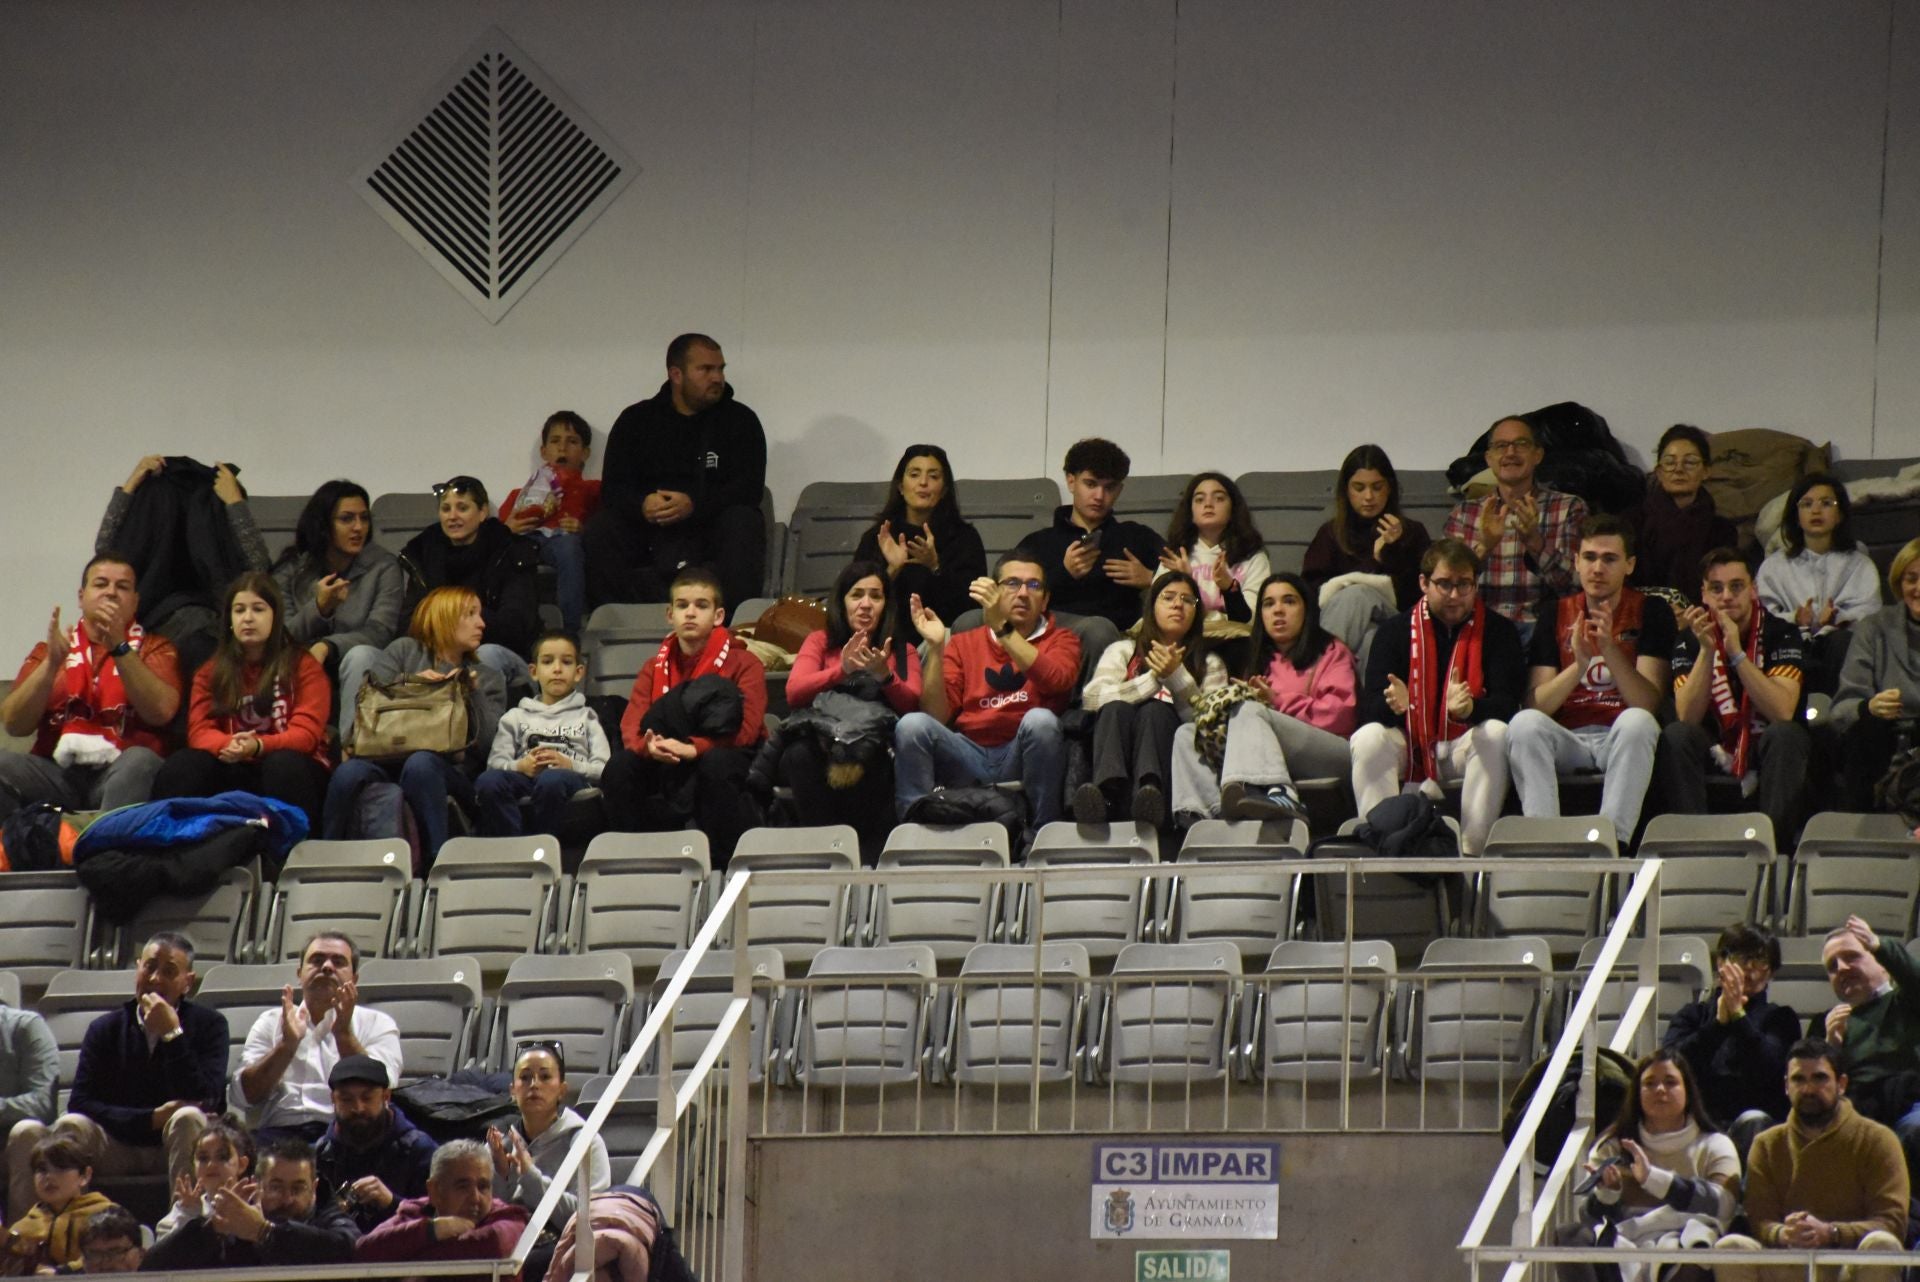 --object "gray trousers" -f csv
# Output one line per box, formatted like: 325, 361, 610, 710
1319, 582, 1395, 658
1508, 708, 1659, 841
1171, 702, 1352, 820
0, 747, 163, 821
